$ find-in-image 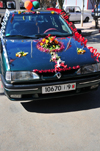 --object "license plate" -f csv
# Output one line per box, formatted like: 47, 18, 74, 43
42, 83, 76, 94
